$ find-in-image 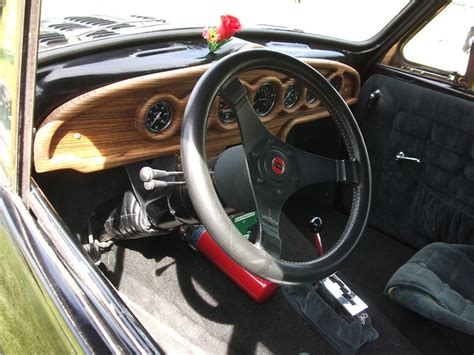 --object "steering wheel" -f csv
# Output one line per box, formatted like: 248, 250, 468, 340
181, 49, 371, 284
